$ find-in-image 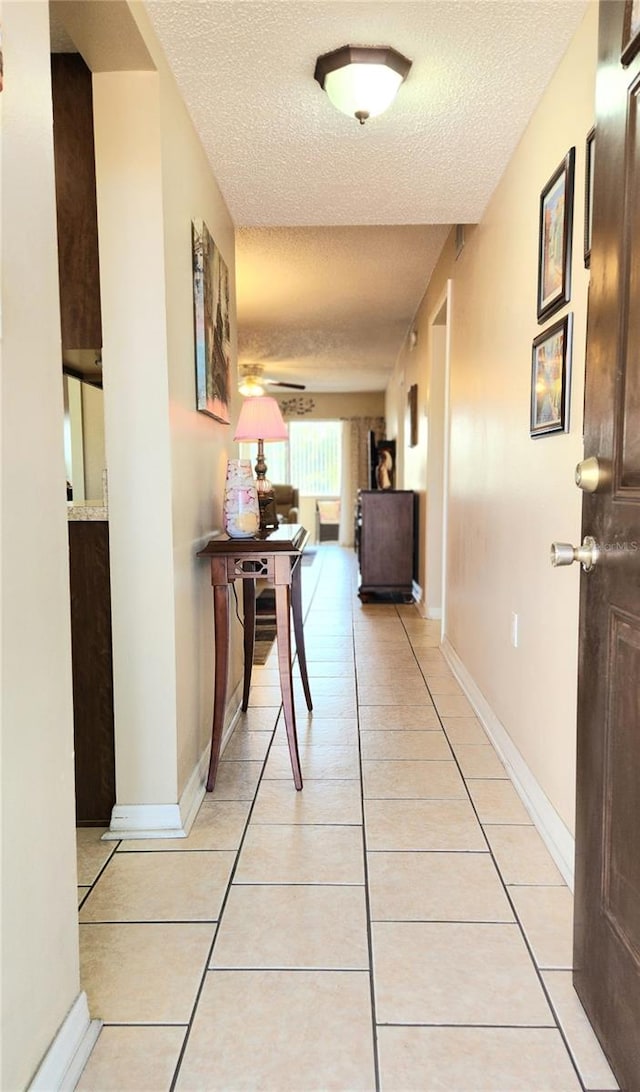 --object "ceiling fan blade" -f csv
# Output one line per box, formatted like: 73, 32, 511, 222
265, 380, 306, 390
